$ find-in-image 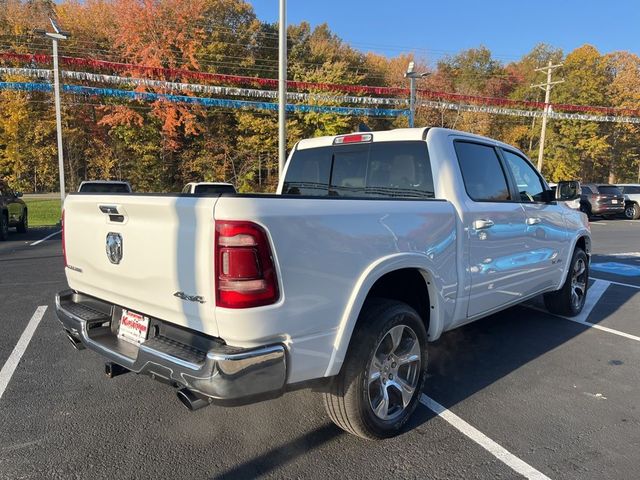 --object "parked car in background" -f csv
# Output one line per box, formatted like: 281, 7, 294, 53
181, 182, 236, 195
579, 183, 625, 219
0, 180, 28, 240
549, 182, 580, 210
56, 127, 589, 439
78, 181, 132, 193
616, 184, 640, 220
